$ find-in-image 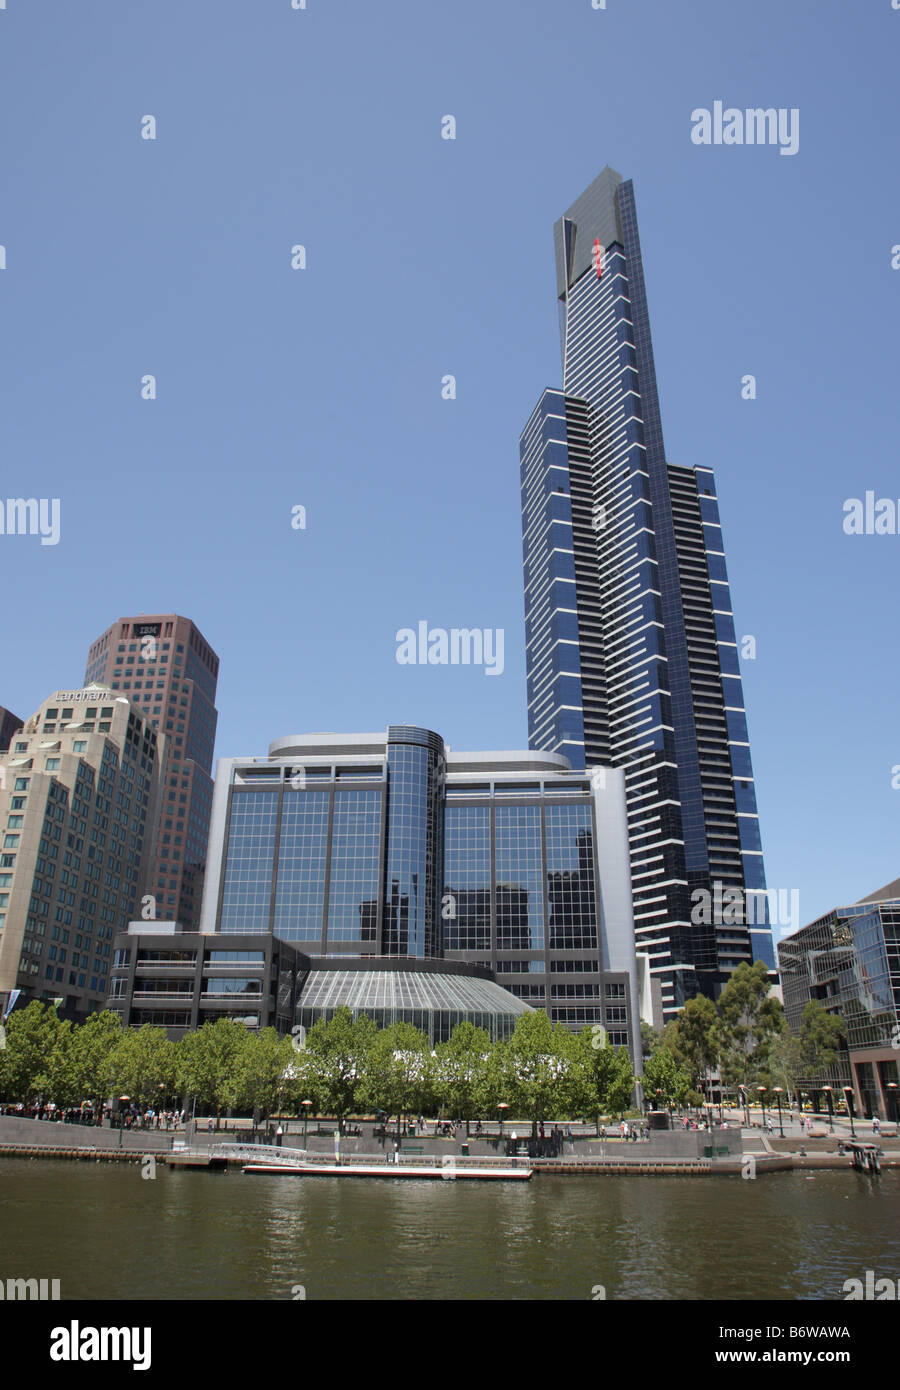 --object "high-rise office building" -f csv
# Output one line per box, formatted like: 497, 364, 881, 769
0, 707, 23, 753
520, 167, 774, 1018
0, 685, 164, 1016
84, 614, 219, 930
195, 724, 641, 1062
